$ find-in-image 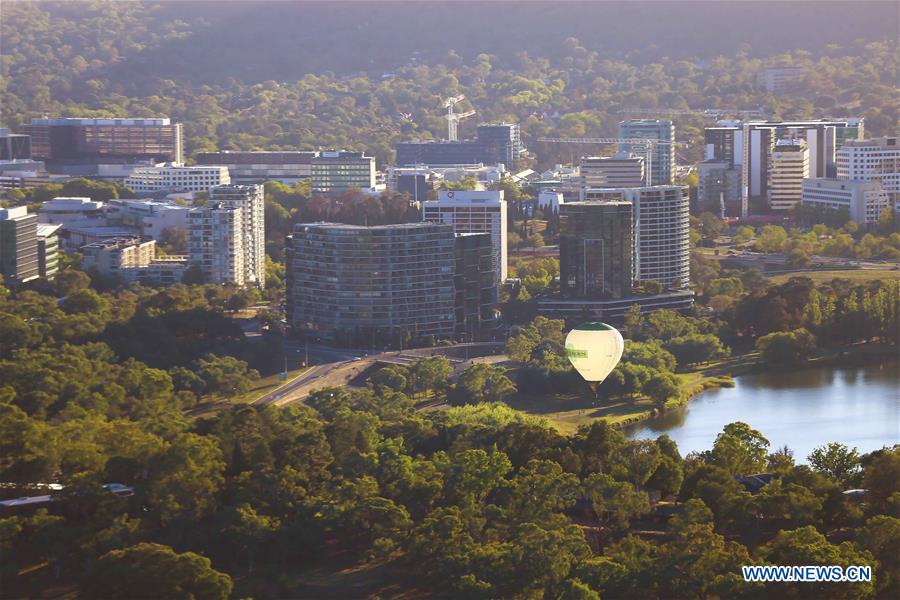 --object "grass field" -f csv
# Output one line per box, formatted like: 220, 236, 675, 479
767, 269, 898, 284
229, 367, 310, 404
